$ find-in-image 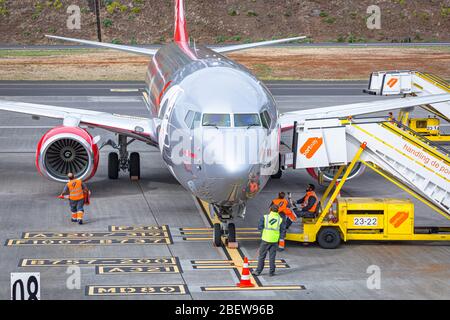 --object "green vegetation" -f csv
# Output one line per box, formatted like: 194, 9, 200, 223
32, 2, 44, 20
247, 10, 258, 17
252, 64, 273, 79
228, 8, 239, 16
319, 11, 328, 17
394, 0, 406, 5
130, 7, 141, 14
106, 1, 128, 14
111, 38, 122, 44
103, 18, 113, 27
215, 35, 226, 43
0, 0, 8, 16
441, 6, 450, 17
336, 34, 366, 43
0, 49, 96, 58
419, 11, 430, 21
46, 0, 63, 10
323, 17, 336, 24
